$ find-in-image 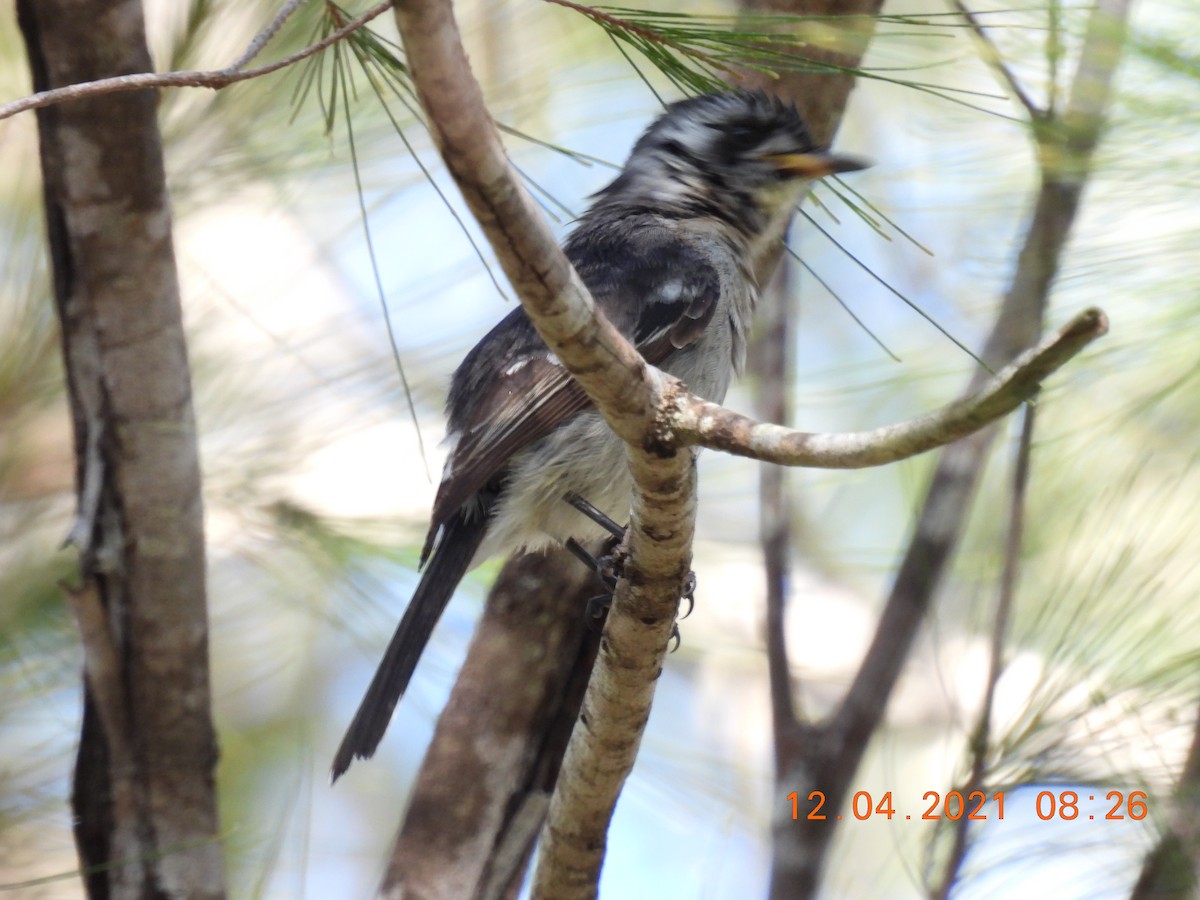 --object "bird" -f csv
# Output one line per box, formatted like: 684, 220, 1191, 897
331, 90, 866, 781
